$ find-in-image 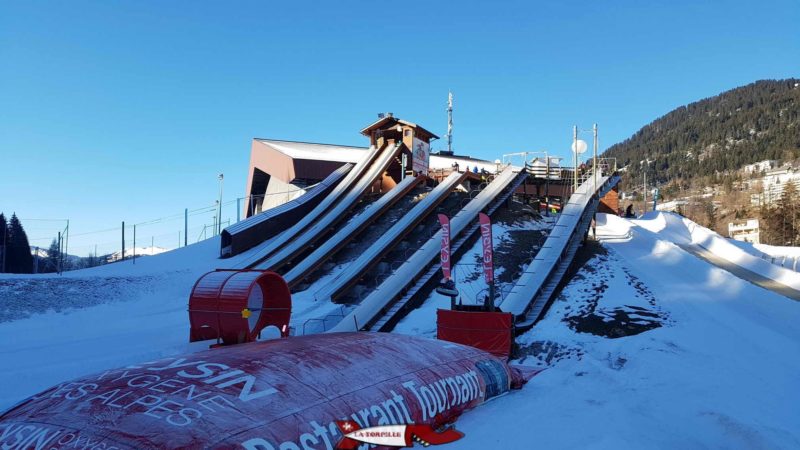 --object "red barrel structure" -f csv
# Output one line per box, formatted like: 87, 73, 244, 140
0, 332, 541, 450
189, 270, 291, 345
